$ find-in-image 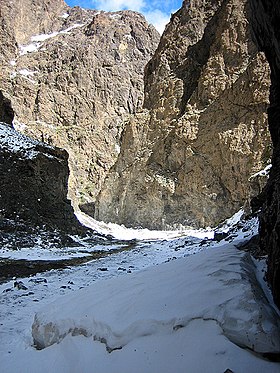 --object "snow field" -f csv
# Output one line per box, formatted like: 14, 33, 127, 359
32, 245, 280, 353
1, 215, 279, 373
75, 210, 215, 240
